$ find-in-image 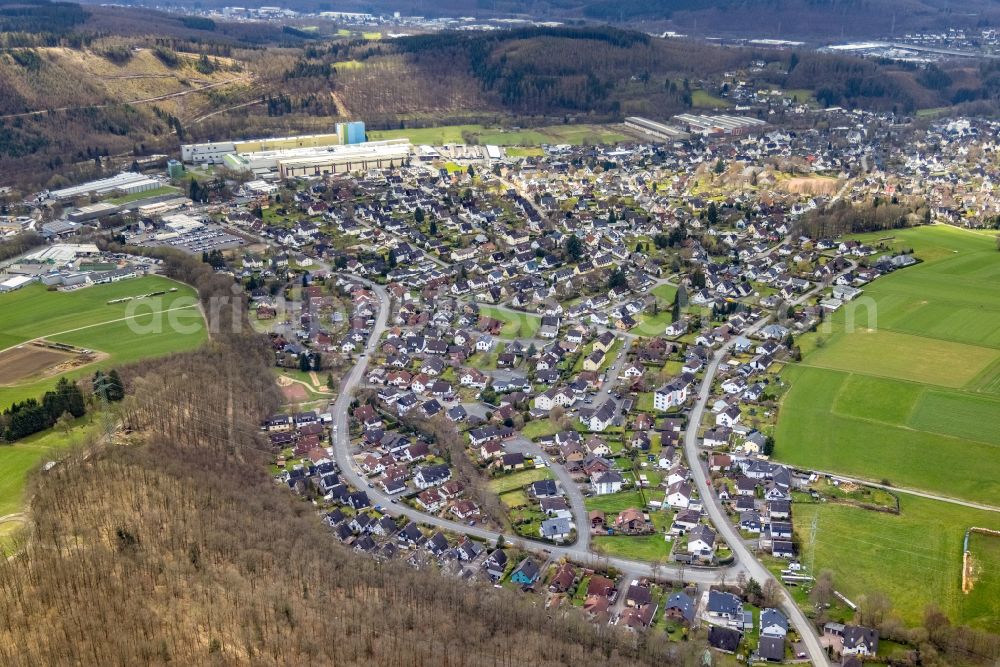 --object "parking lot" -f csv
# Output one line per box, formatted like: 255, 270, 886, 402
139, 224, 245, 254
